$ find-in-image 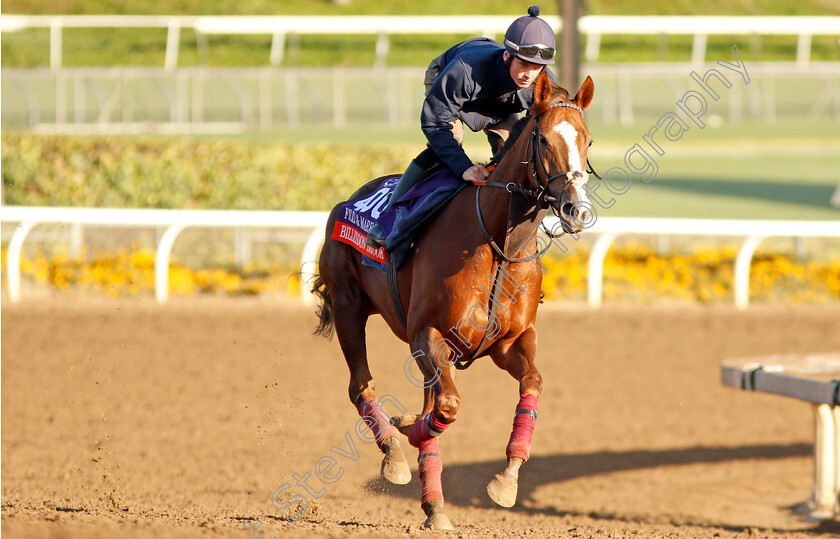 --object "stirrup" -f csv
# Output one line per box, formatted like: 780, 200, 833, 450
366, 225, 386, 248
